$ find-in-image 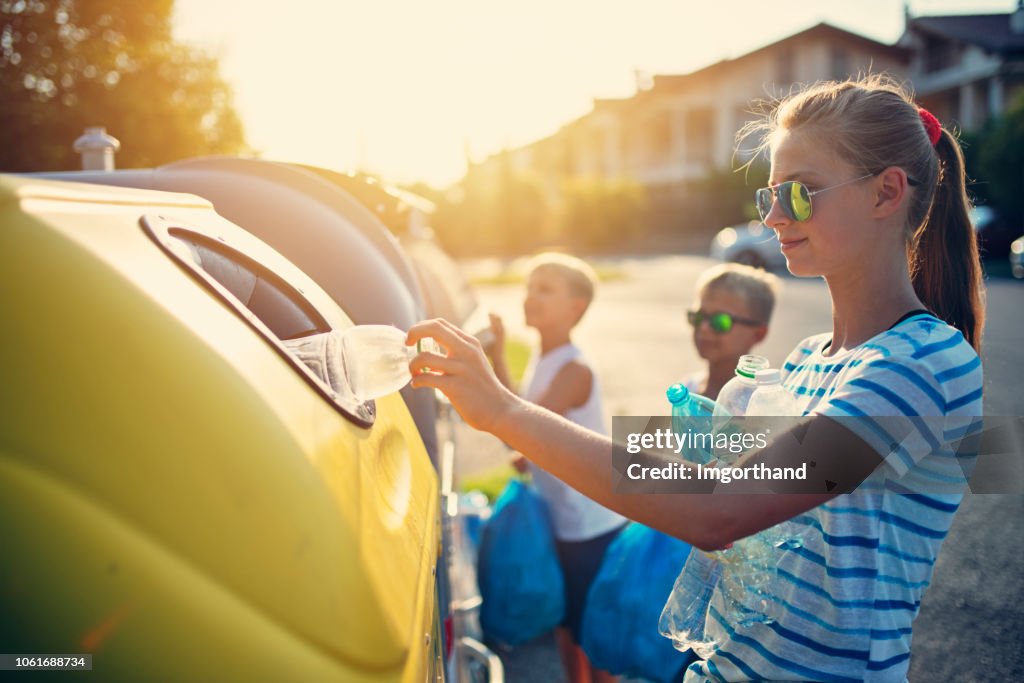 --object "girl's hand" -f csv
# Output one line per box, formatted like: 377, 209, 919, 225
407, 318, 519, 433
